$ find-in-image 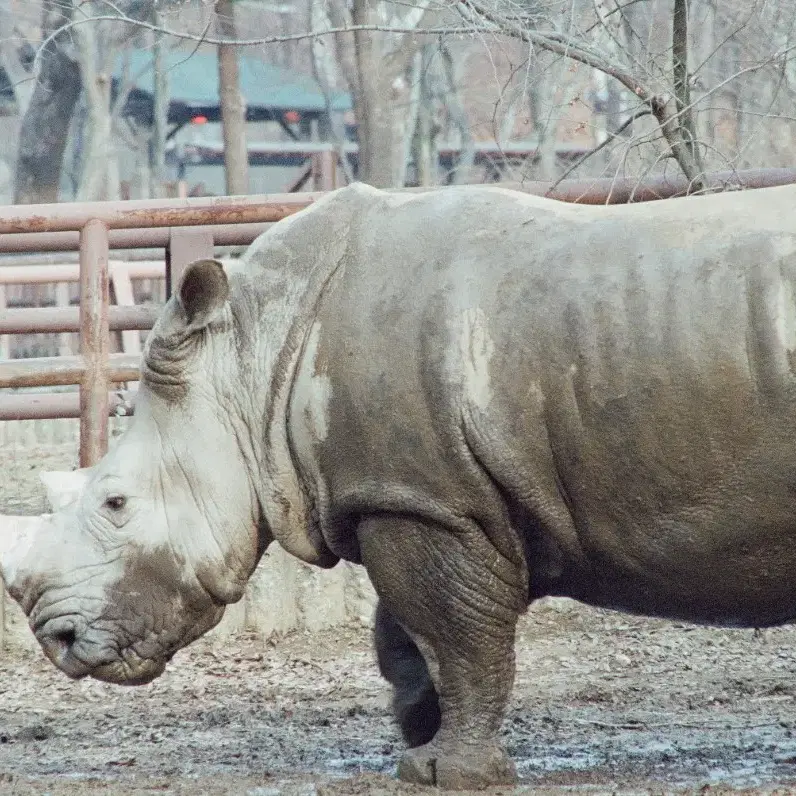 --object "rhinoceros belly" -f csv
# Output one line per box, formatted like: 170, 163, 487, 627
547, 431, 796, 628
